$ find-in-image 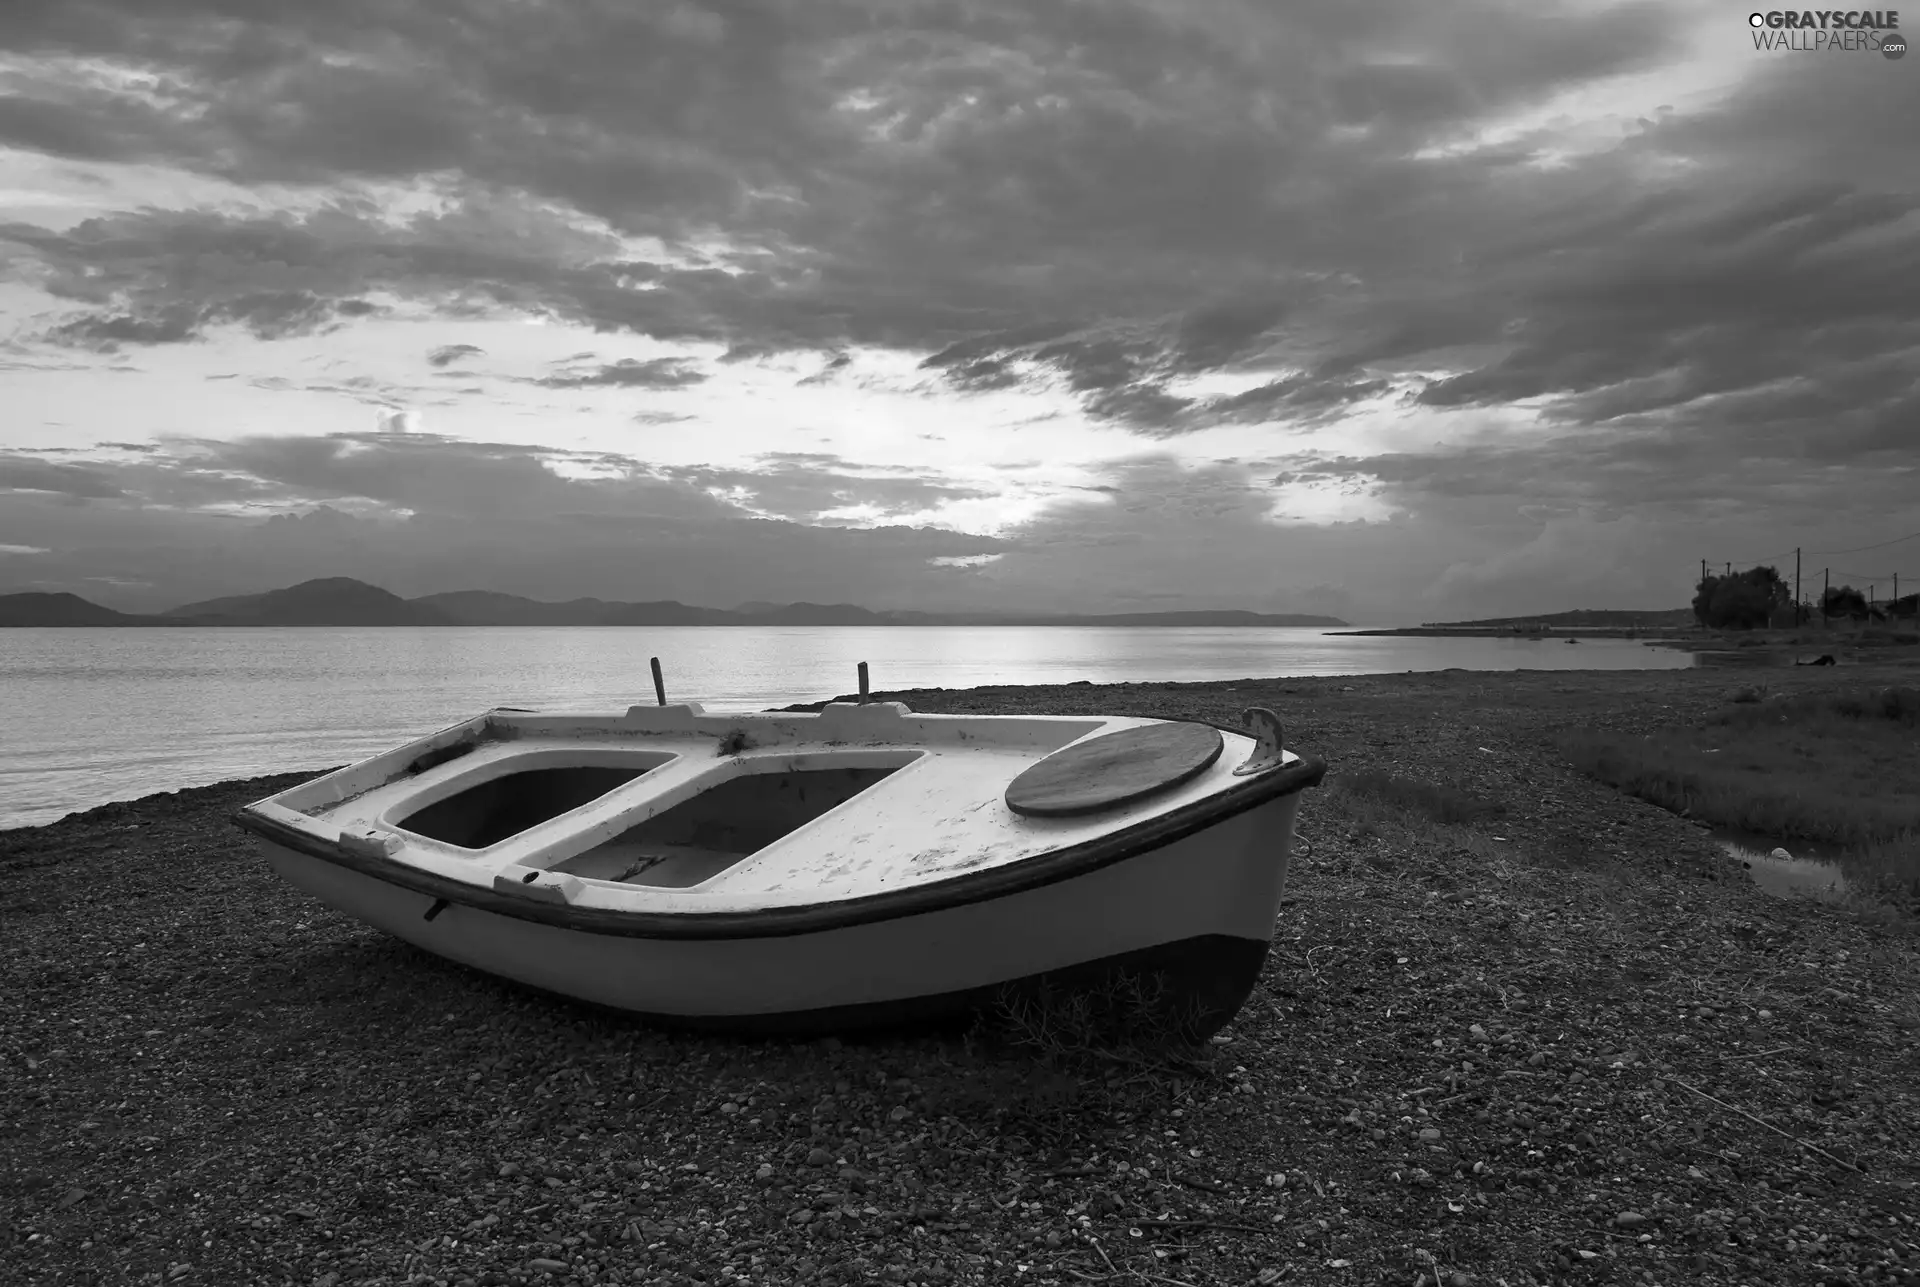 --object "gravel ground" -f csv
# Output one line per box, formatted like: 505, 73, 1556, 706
4, 665, 1918, 1287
